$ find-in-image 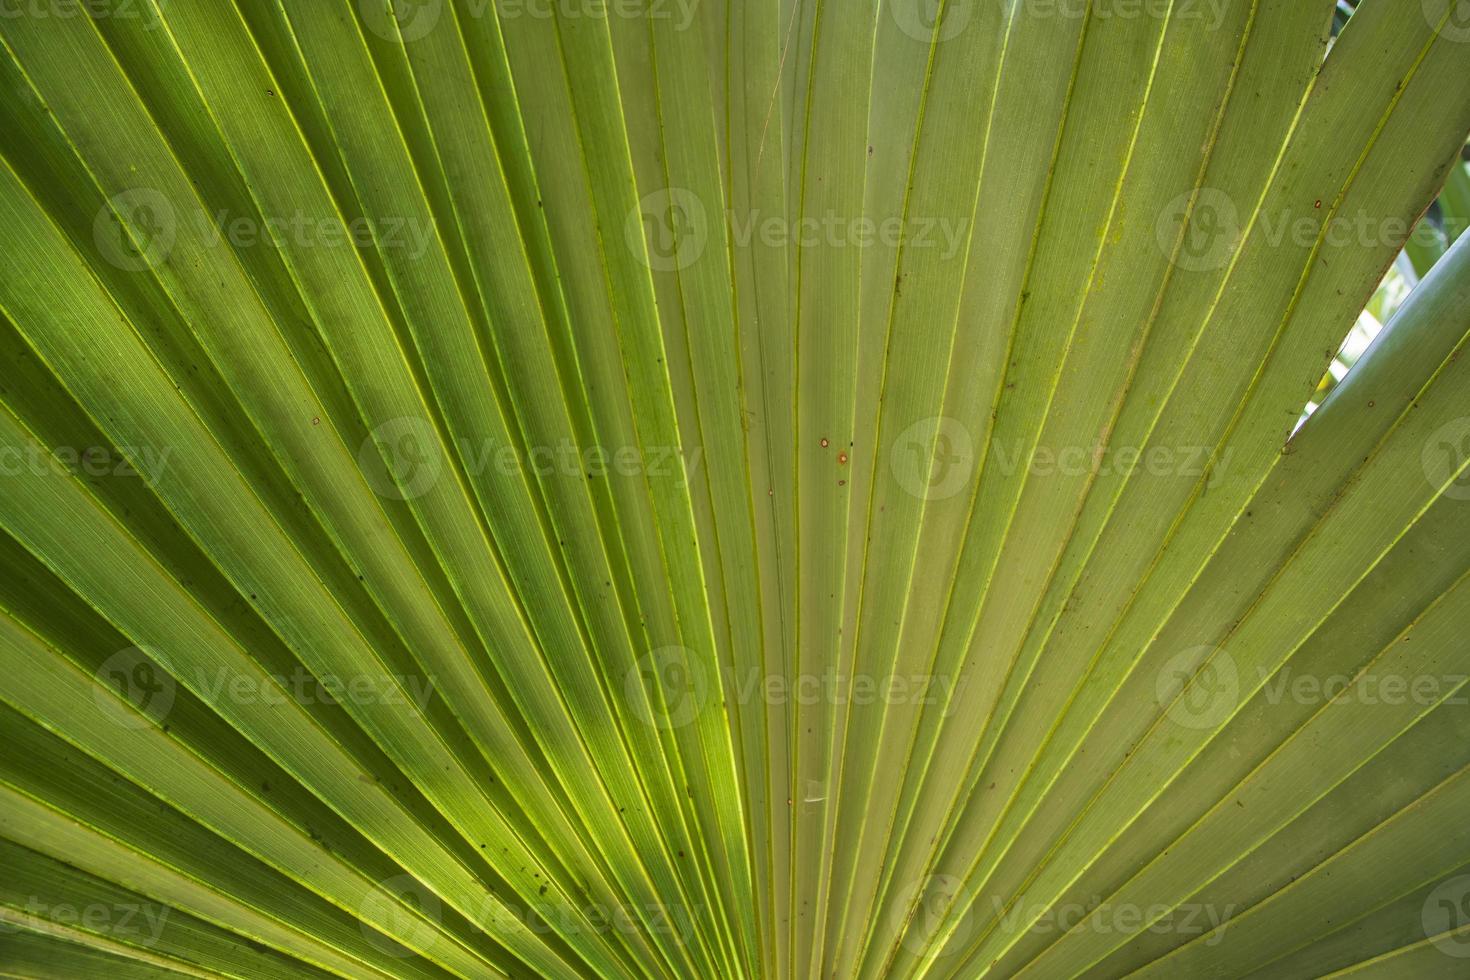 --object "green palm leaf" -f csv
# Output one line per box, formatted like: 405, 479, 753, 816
2, 0, 1469, 977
